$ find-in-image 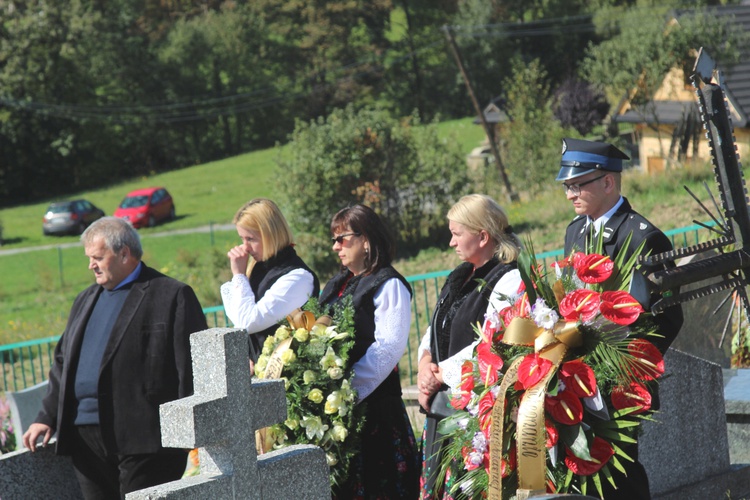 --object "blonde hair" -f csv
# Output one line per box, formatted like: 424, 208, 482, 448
233, 198, 293, 276
447, 194, 520, 263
